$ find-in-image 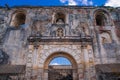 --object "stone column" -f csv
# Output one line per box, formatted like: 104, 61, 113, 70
73, 70, 78, 80
82, 45, 90, 80
44, 70, 48, 80
87, 45, 96, 80
78, 64, 84, 80
32, 49, 39, 80
33, 49, 38, 68
26, 45, 34, 80
81, 44, 96, 80
78, 46, 84, 80
37, 68, 43, 80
